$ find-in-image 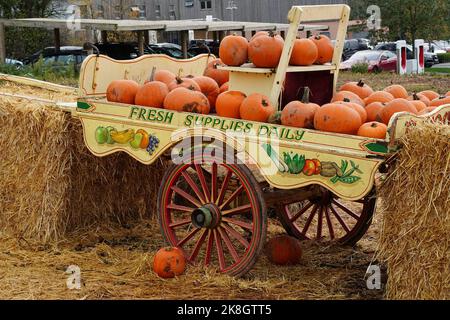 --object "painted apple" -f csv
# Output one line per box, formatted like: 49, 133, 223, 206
302, 160, 316, 176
